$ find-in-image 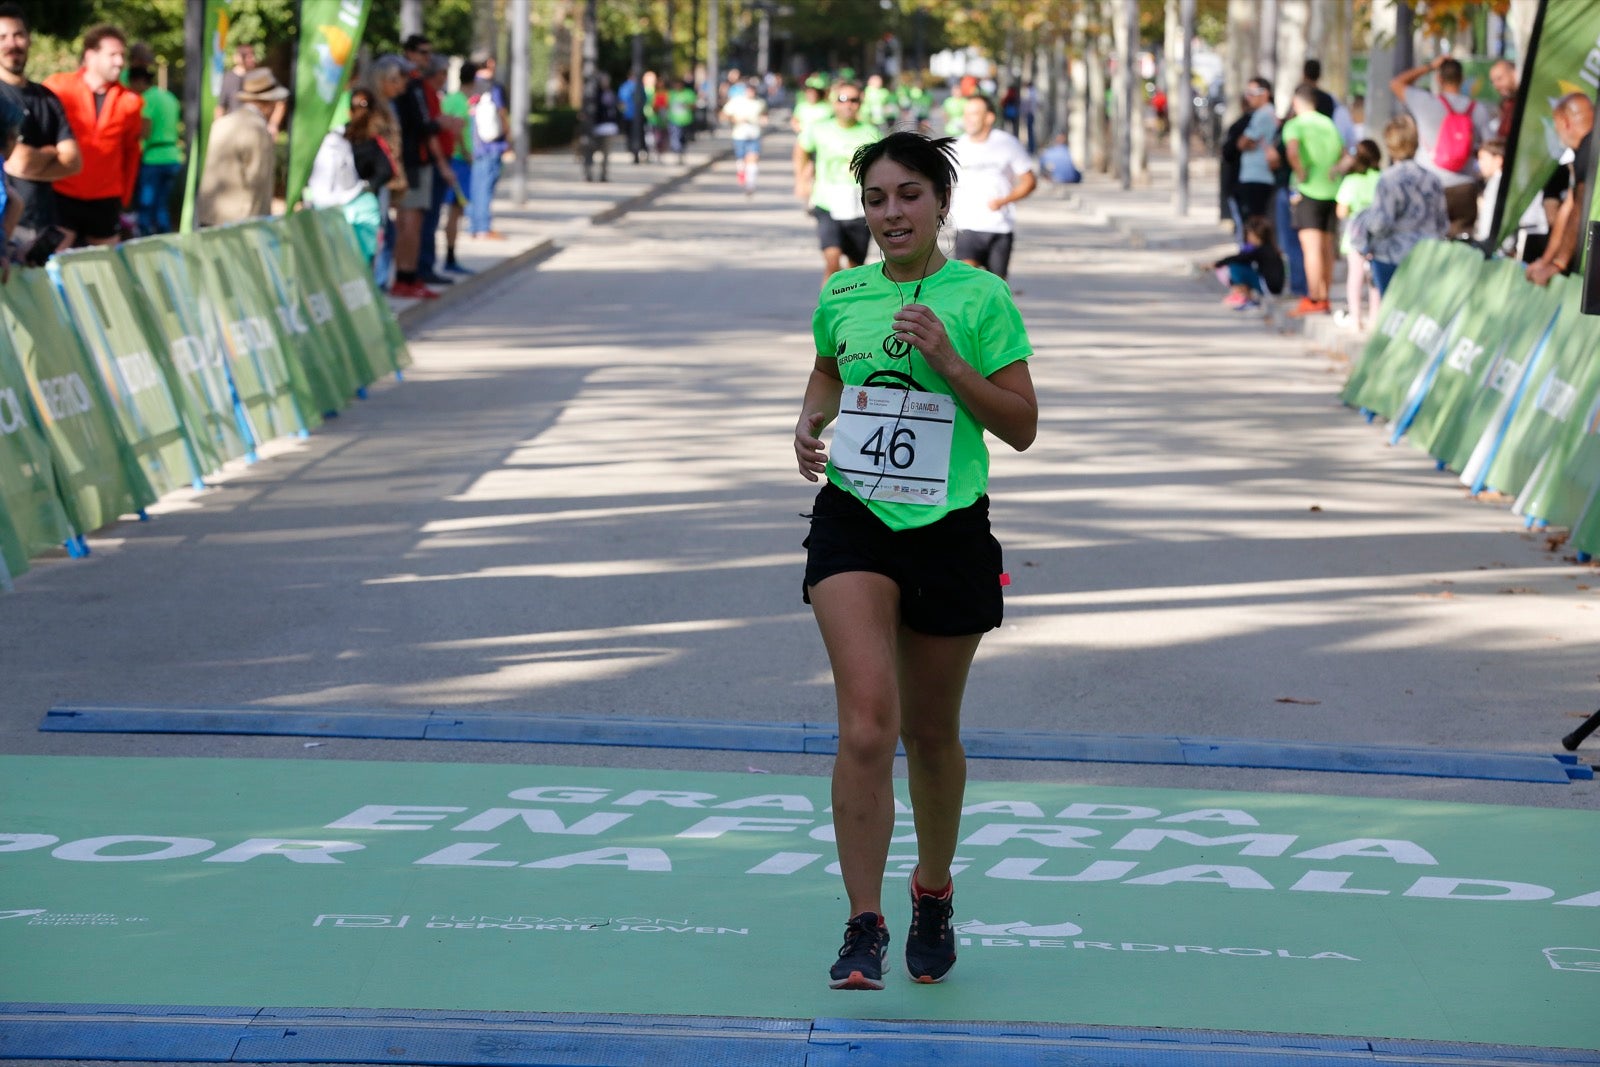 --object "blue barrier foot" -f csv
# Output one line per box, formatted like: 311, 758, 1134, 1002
323, 410, 339, 419
394, 370, 404, 382
1362, 408, 1376, 423
137, 510, 150, 523
191, 478, 206, 492
1534, 519, 1548, 531
356, 386, 368, 400
1435, 459, 1447, 471
65, 538, 86, 559
297, 429, 310, 440
1578, 552, 1592, 563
